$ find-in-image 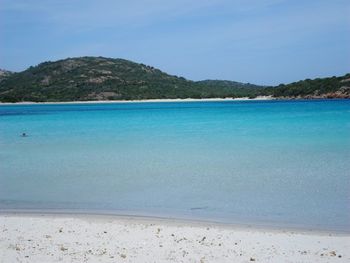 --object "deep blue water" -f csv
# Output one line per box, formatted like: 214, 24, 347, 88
0, 99, 349, 231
